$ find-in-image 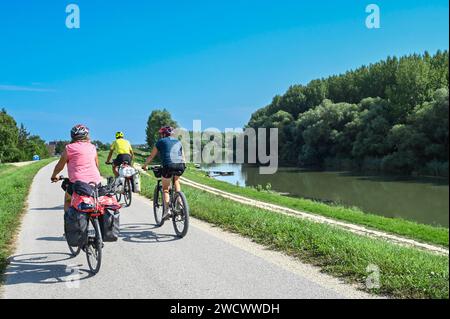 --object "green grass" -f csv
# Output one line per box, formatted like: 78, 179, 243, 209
98, 153, 449, 298
182, 165, 449, 248
185, 189, 449, 299
0, 164, 16, 178
0, 159, 55, 280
